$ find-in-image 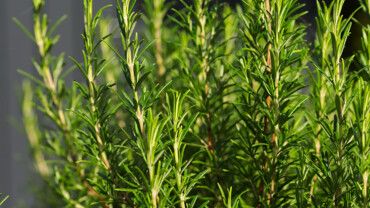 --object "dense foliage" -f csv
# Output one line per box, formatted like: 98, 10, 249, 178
18, 0, 370, 207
